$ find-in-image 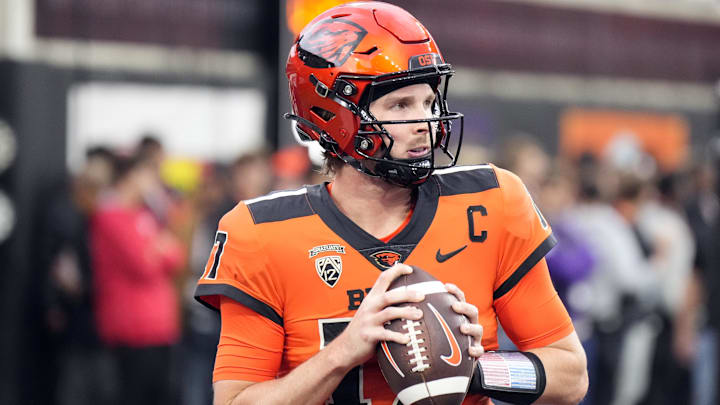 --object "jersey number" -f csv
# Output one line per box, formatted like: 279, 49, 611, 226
319, 319, 371, 405
204, 231, 228, 280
